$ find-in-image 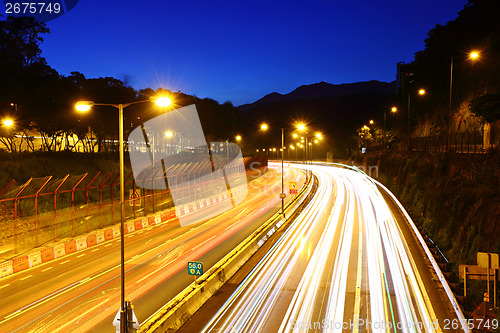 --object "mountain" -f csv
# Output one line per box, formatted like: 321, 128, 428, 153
238, 80, 395, 111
